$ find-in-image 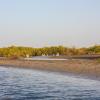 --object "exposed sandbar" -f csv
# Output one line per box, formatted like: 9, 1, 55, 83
0, 59, 100, 79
